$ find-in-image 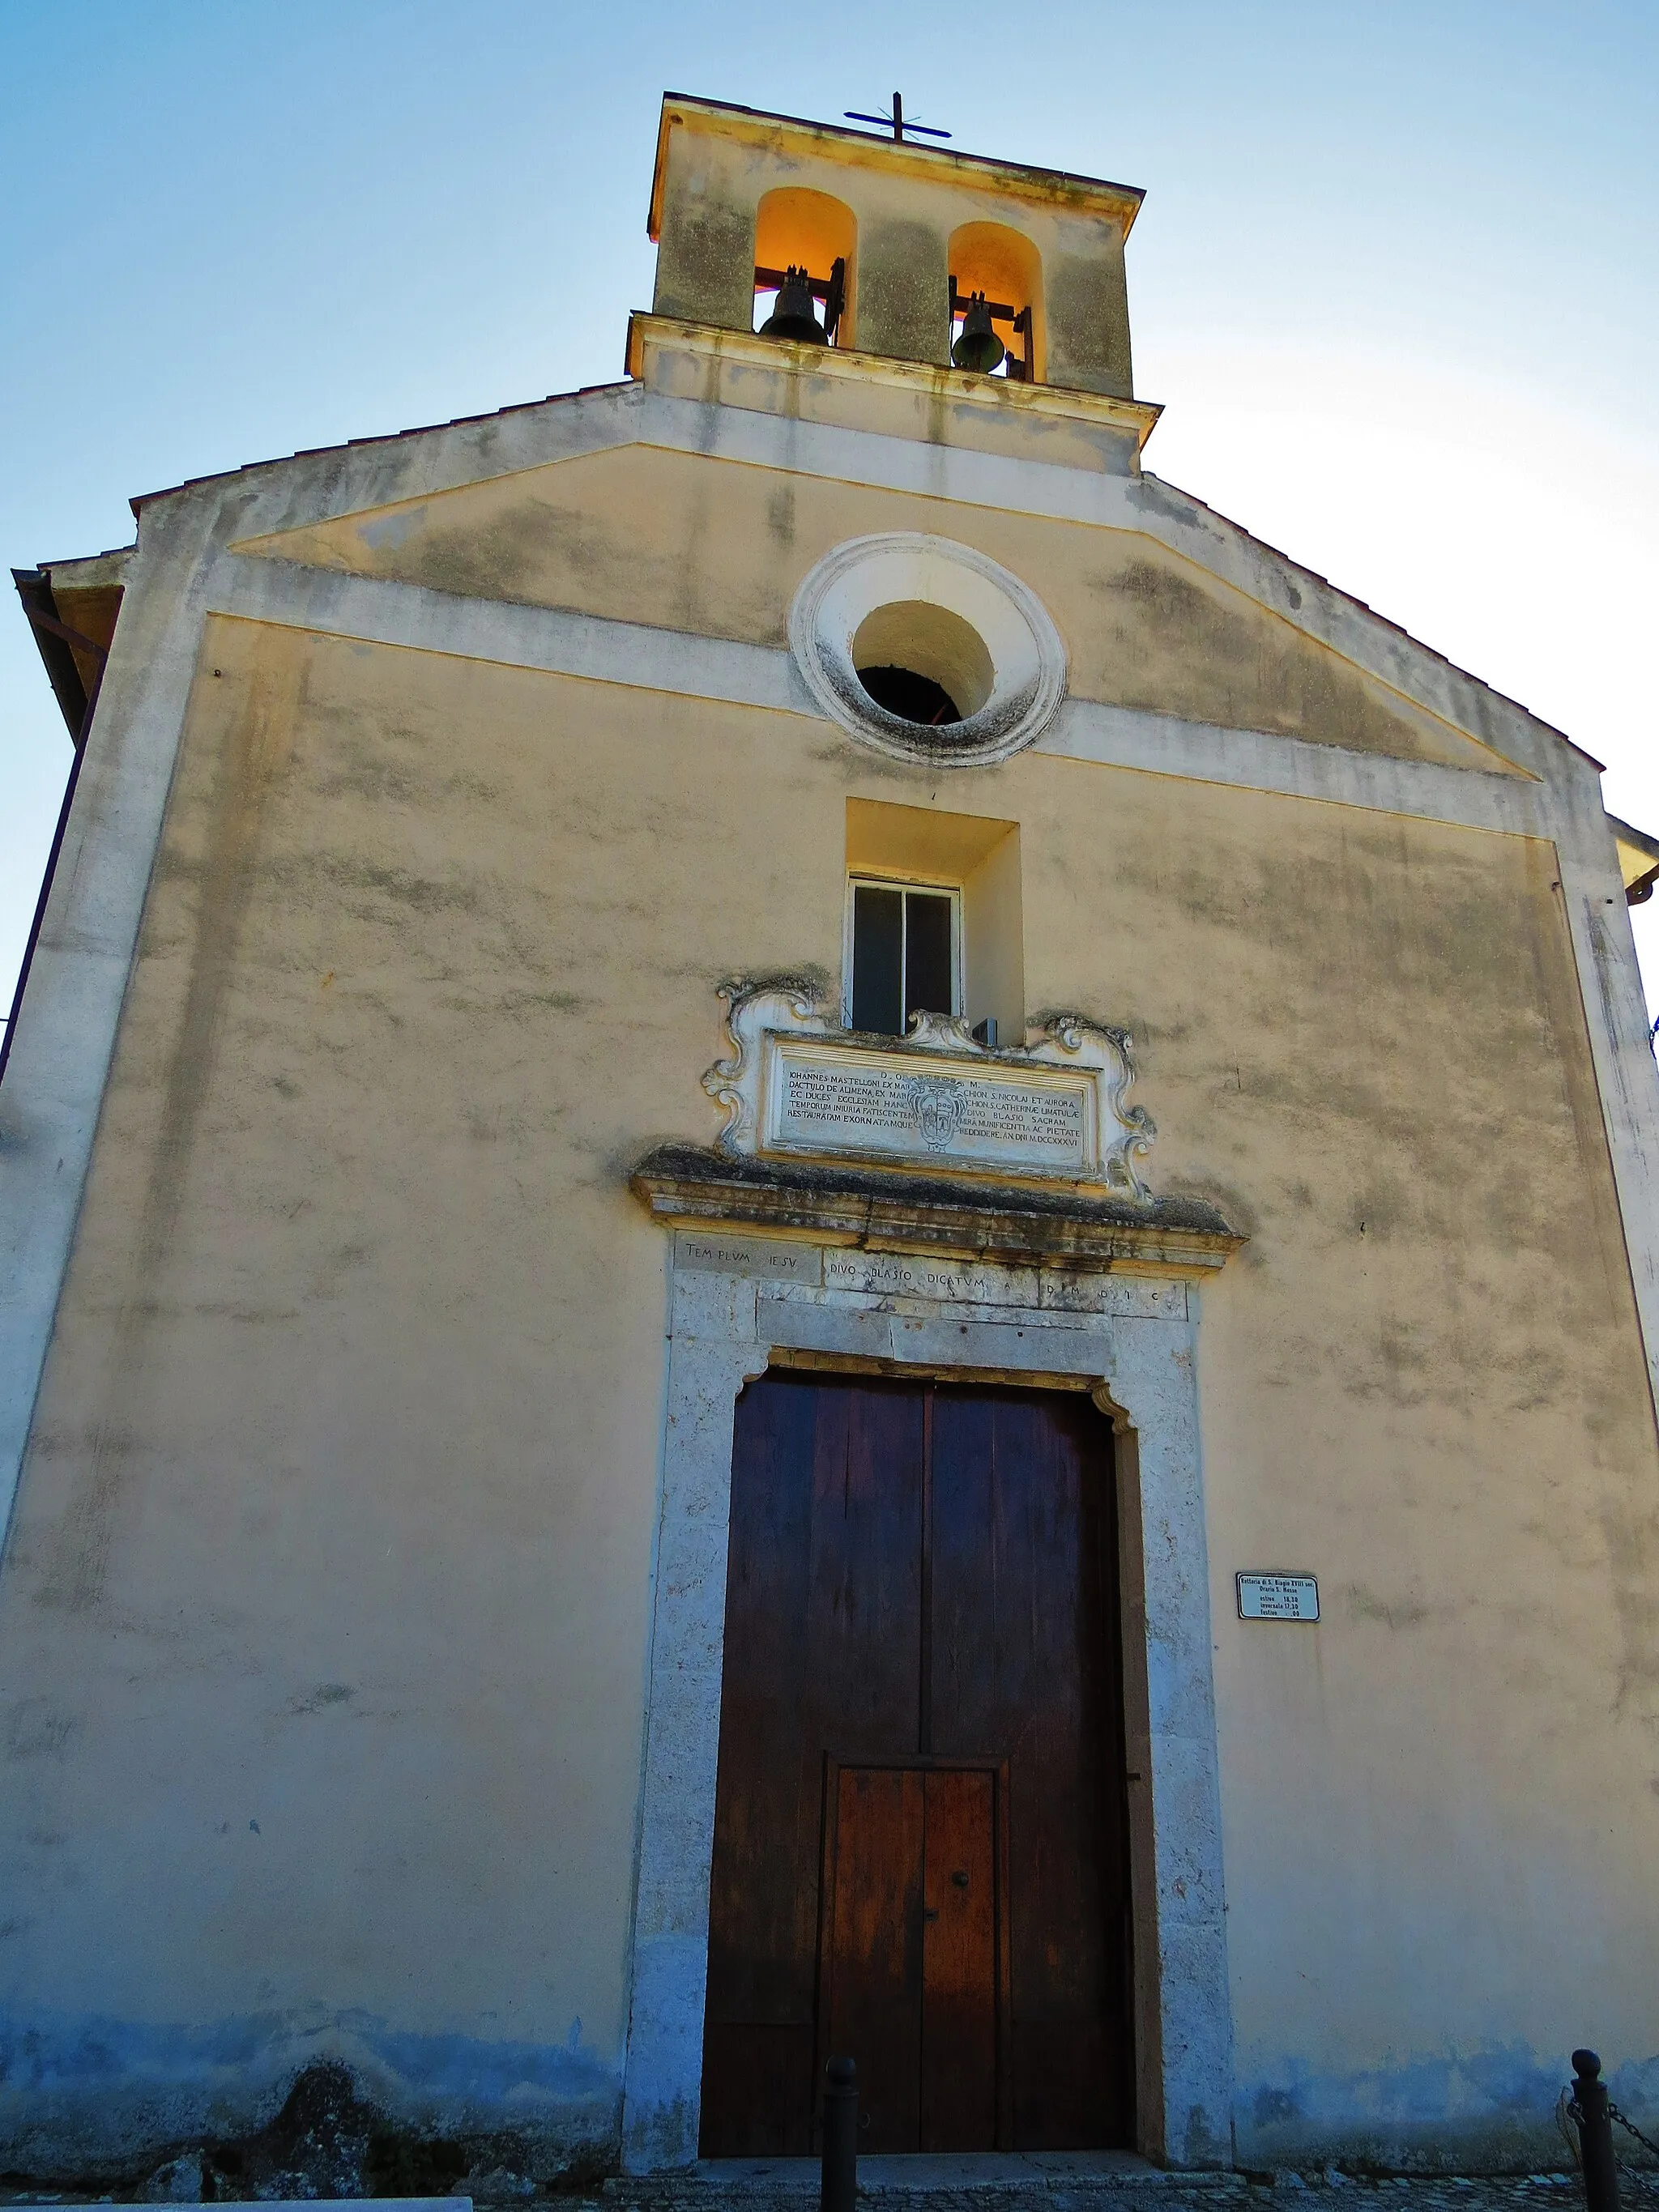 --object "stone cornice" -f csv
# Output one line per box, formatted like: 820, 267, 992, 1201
625, 316, 1163, 455
649, 95, 1146, 237
630, 1144, 1244, 1277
